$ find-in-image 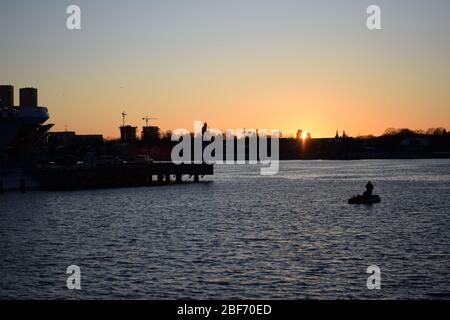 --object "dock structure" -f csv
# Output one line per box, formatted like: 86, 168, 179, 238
31, 162, 213, 190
